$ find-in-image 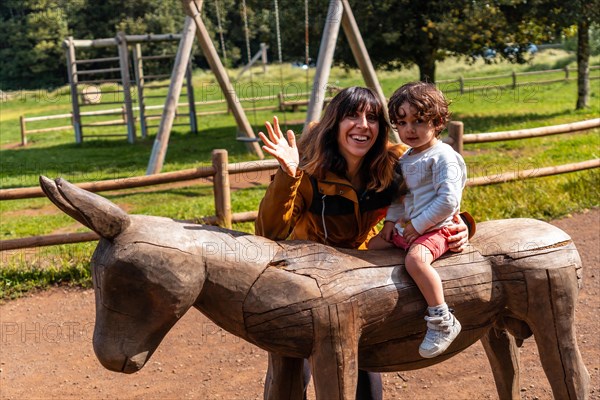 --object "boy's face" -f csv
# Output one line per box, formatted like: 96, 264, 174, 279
394, 102, 438, 154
